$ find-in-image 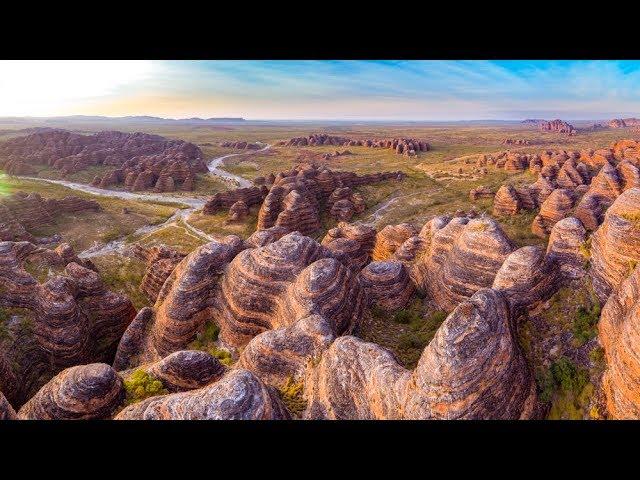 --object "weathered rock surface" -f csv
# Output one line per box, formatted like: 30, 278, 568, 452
546, 217, 588, 280
0, 241, 135, 407
115, 369, 290, 420
599, 265, 640, 419
532, 188, 576, 238
17, 363, 124, 419
0, 191, 101, 242
415, 217, 516, 311
136, 350, 227, 393
304, 289, 536, 419
215, 233, 365, 347
131, 244, 185, 304
359, 261, 415, 311
372, 223, 418, 260
0, 129, 207, 191
492, 246, 560, 316
239, 314, 335, 386
0, 391, 17, 420
590, 188, 640, 303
